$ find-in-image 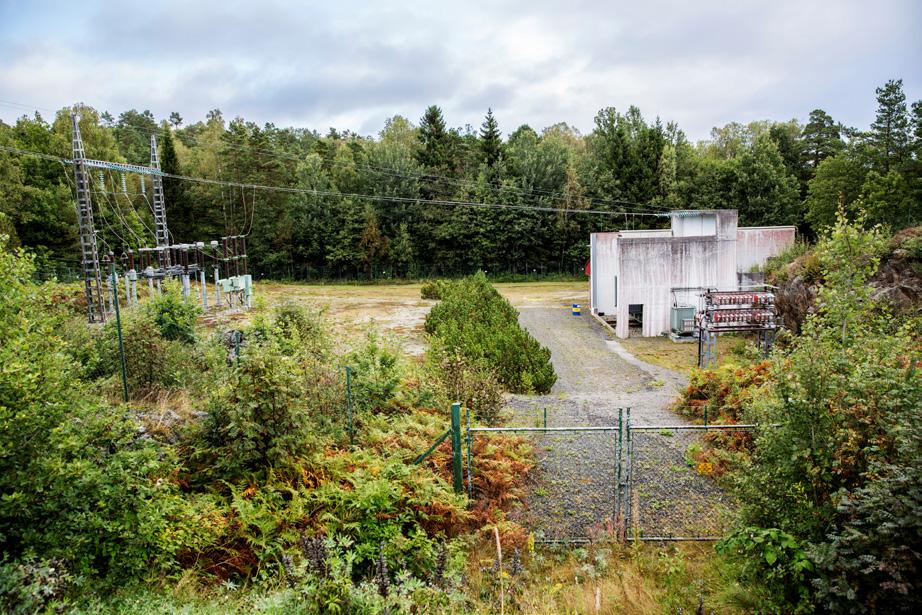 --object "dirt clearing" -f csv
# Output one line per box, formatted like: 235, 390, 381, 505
253, 280, 586, 355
